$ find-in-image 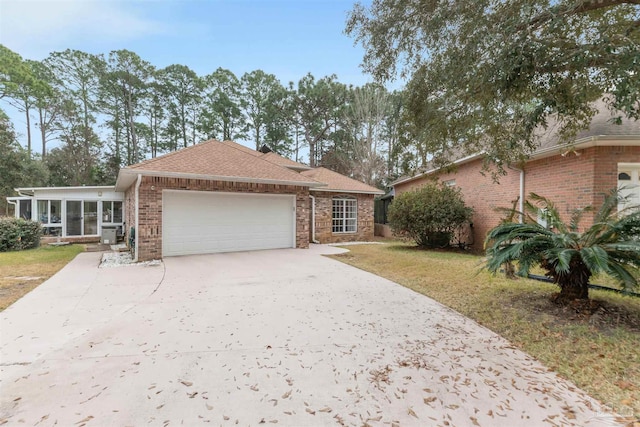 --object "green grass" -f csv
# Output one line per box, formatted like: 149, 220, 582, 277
0, 244, 84, 310
329, 241, 640, 418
